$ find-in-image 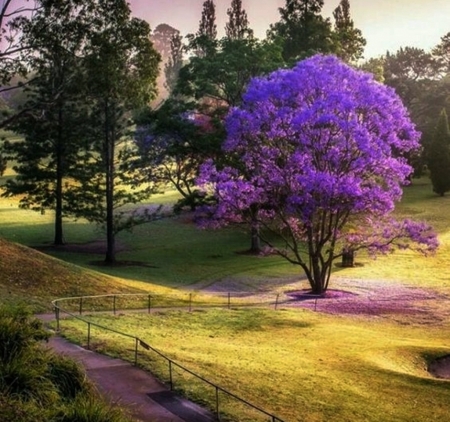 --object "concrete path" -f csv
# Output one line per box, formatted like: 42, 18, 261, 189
40, 320, 216, 422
